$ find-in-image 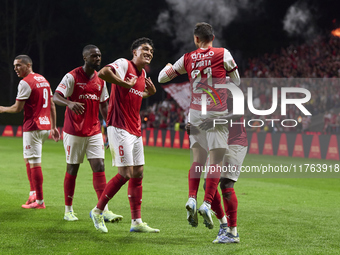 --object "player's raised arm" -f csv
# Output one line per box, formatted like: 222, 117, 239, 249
158, 56, 186, 83
98, 66, 136, 88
